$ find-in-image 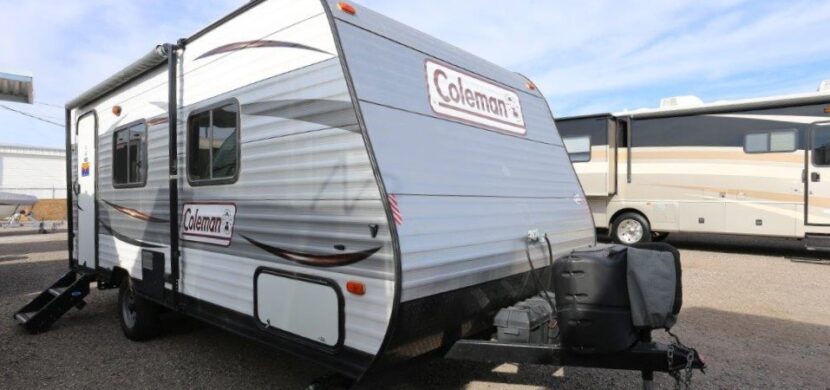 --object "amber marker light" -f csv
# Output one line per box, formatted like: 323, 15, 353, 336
525, 81, 537, 91
112, 105, 122, 116
346, 280, 365, 296
824, 106, 830, 113
338, 2, 357, 15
